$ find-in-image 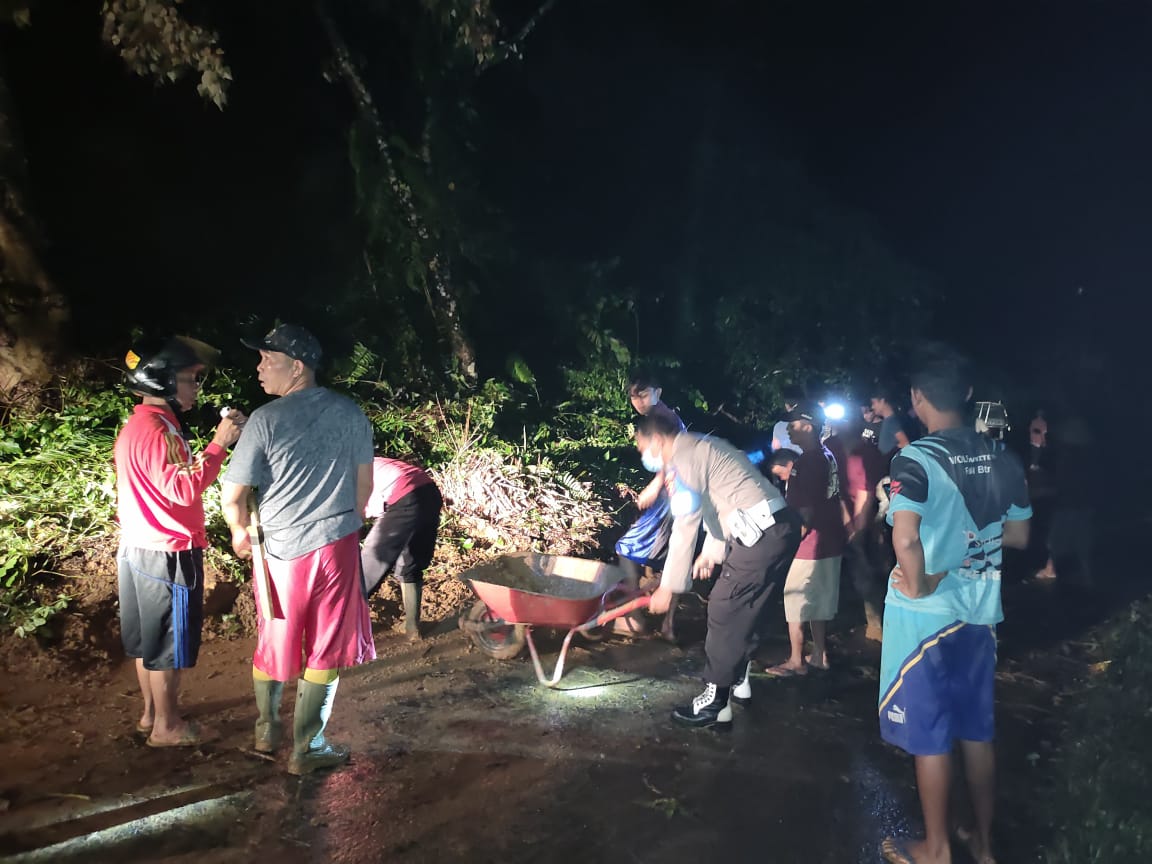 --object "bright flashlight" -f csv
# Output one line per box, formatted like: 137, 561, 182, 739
824, 402, 846, 421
